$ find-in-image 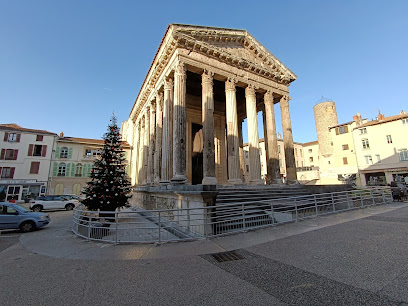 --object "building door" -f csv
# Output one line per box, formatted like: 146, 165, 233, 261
191, 123, 203, 185
7, 186, 21, 201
